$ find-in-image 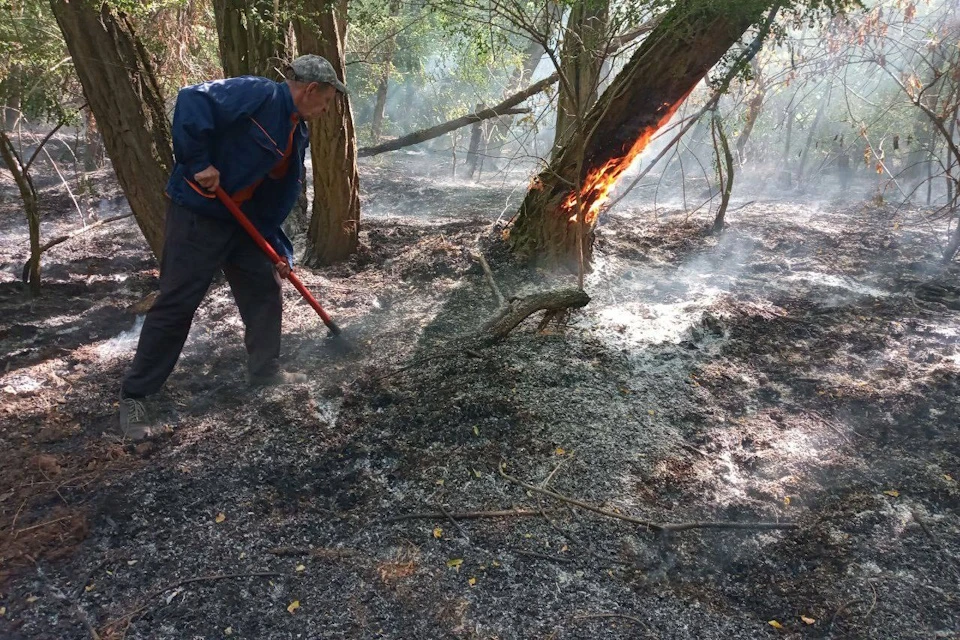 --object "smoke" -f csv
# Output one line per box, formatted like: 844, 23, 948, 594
96, 315, 144, 360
